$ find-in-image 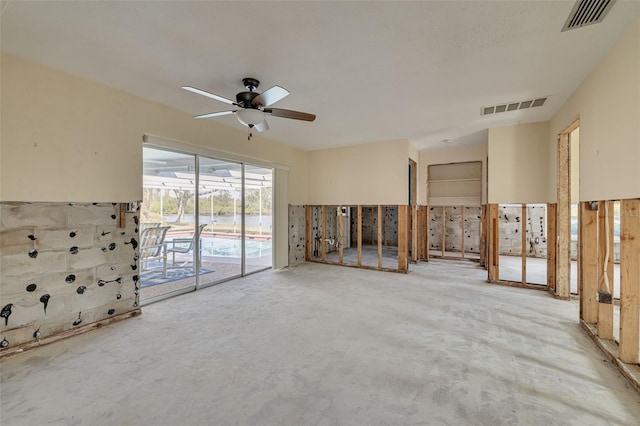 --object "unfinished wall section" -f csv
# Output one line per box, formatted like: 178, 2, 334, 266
0, 202, 141, 354
498, 205, 547, 258
288, 205, 305, 266
429, 206, 481, 255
